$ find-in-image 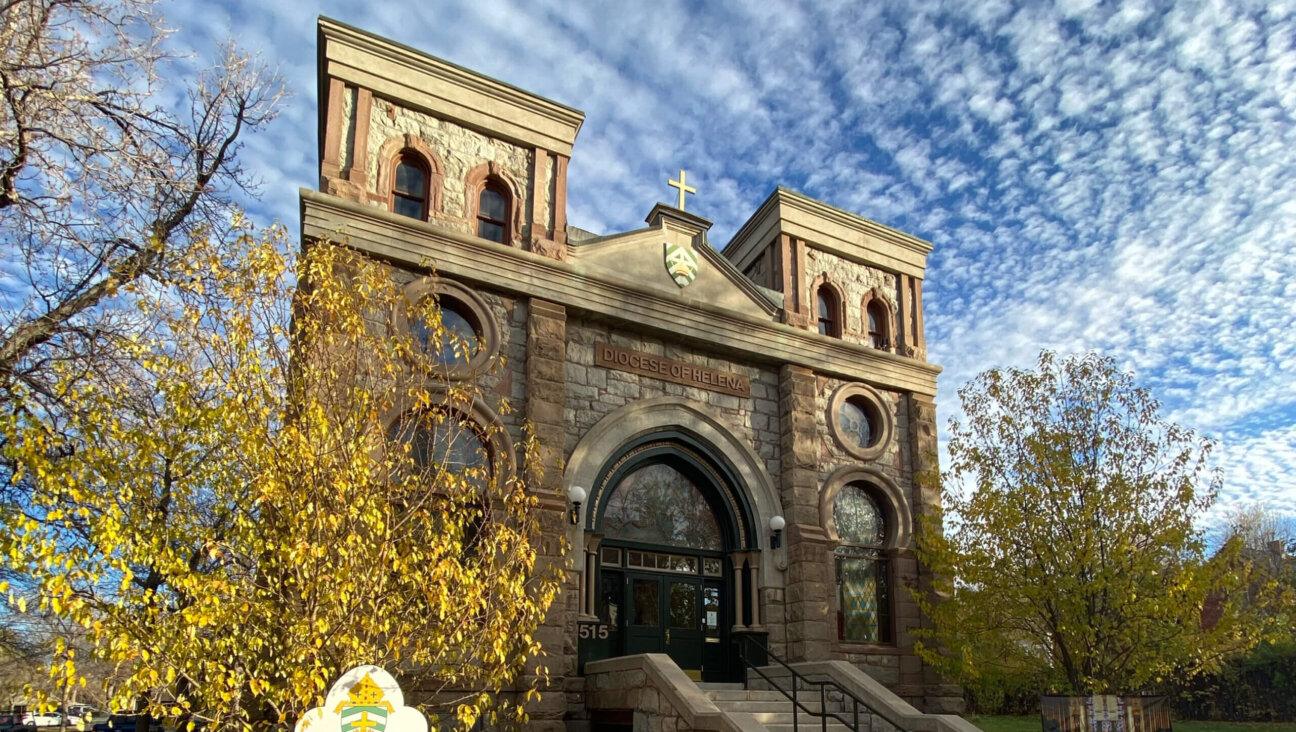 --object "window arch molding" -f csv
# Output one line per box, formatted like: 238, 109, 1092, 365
861, 288, 895, 351
819, 465, 910, 550
393, 277, 502, 379
375, 134, 444, 217
464, 162, 524, 246
827, 382, 894, 462
381, 388, 517, 485
809, 274, 846, 338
